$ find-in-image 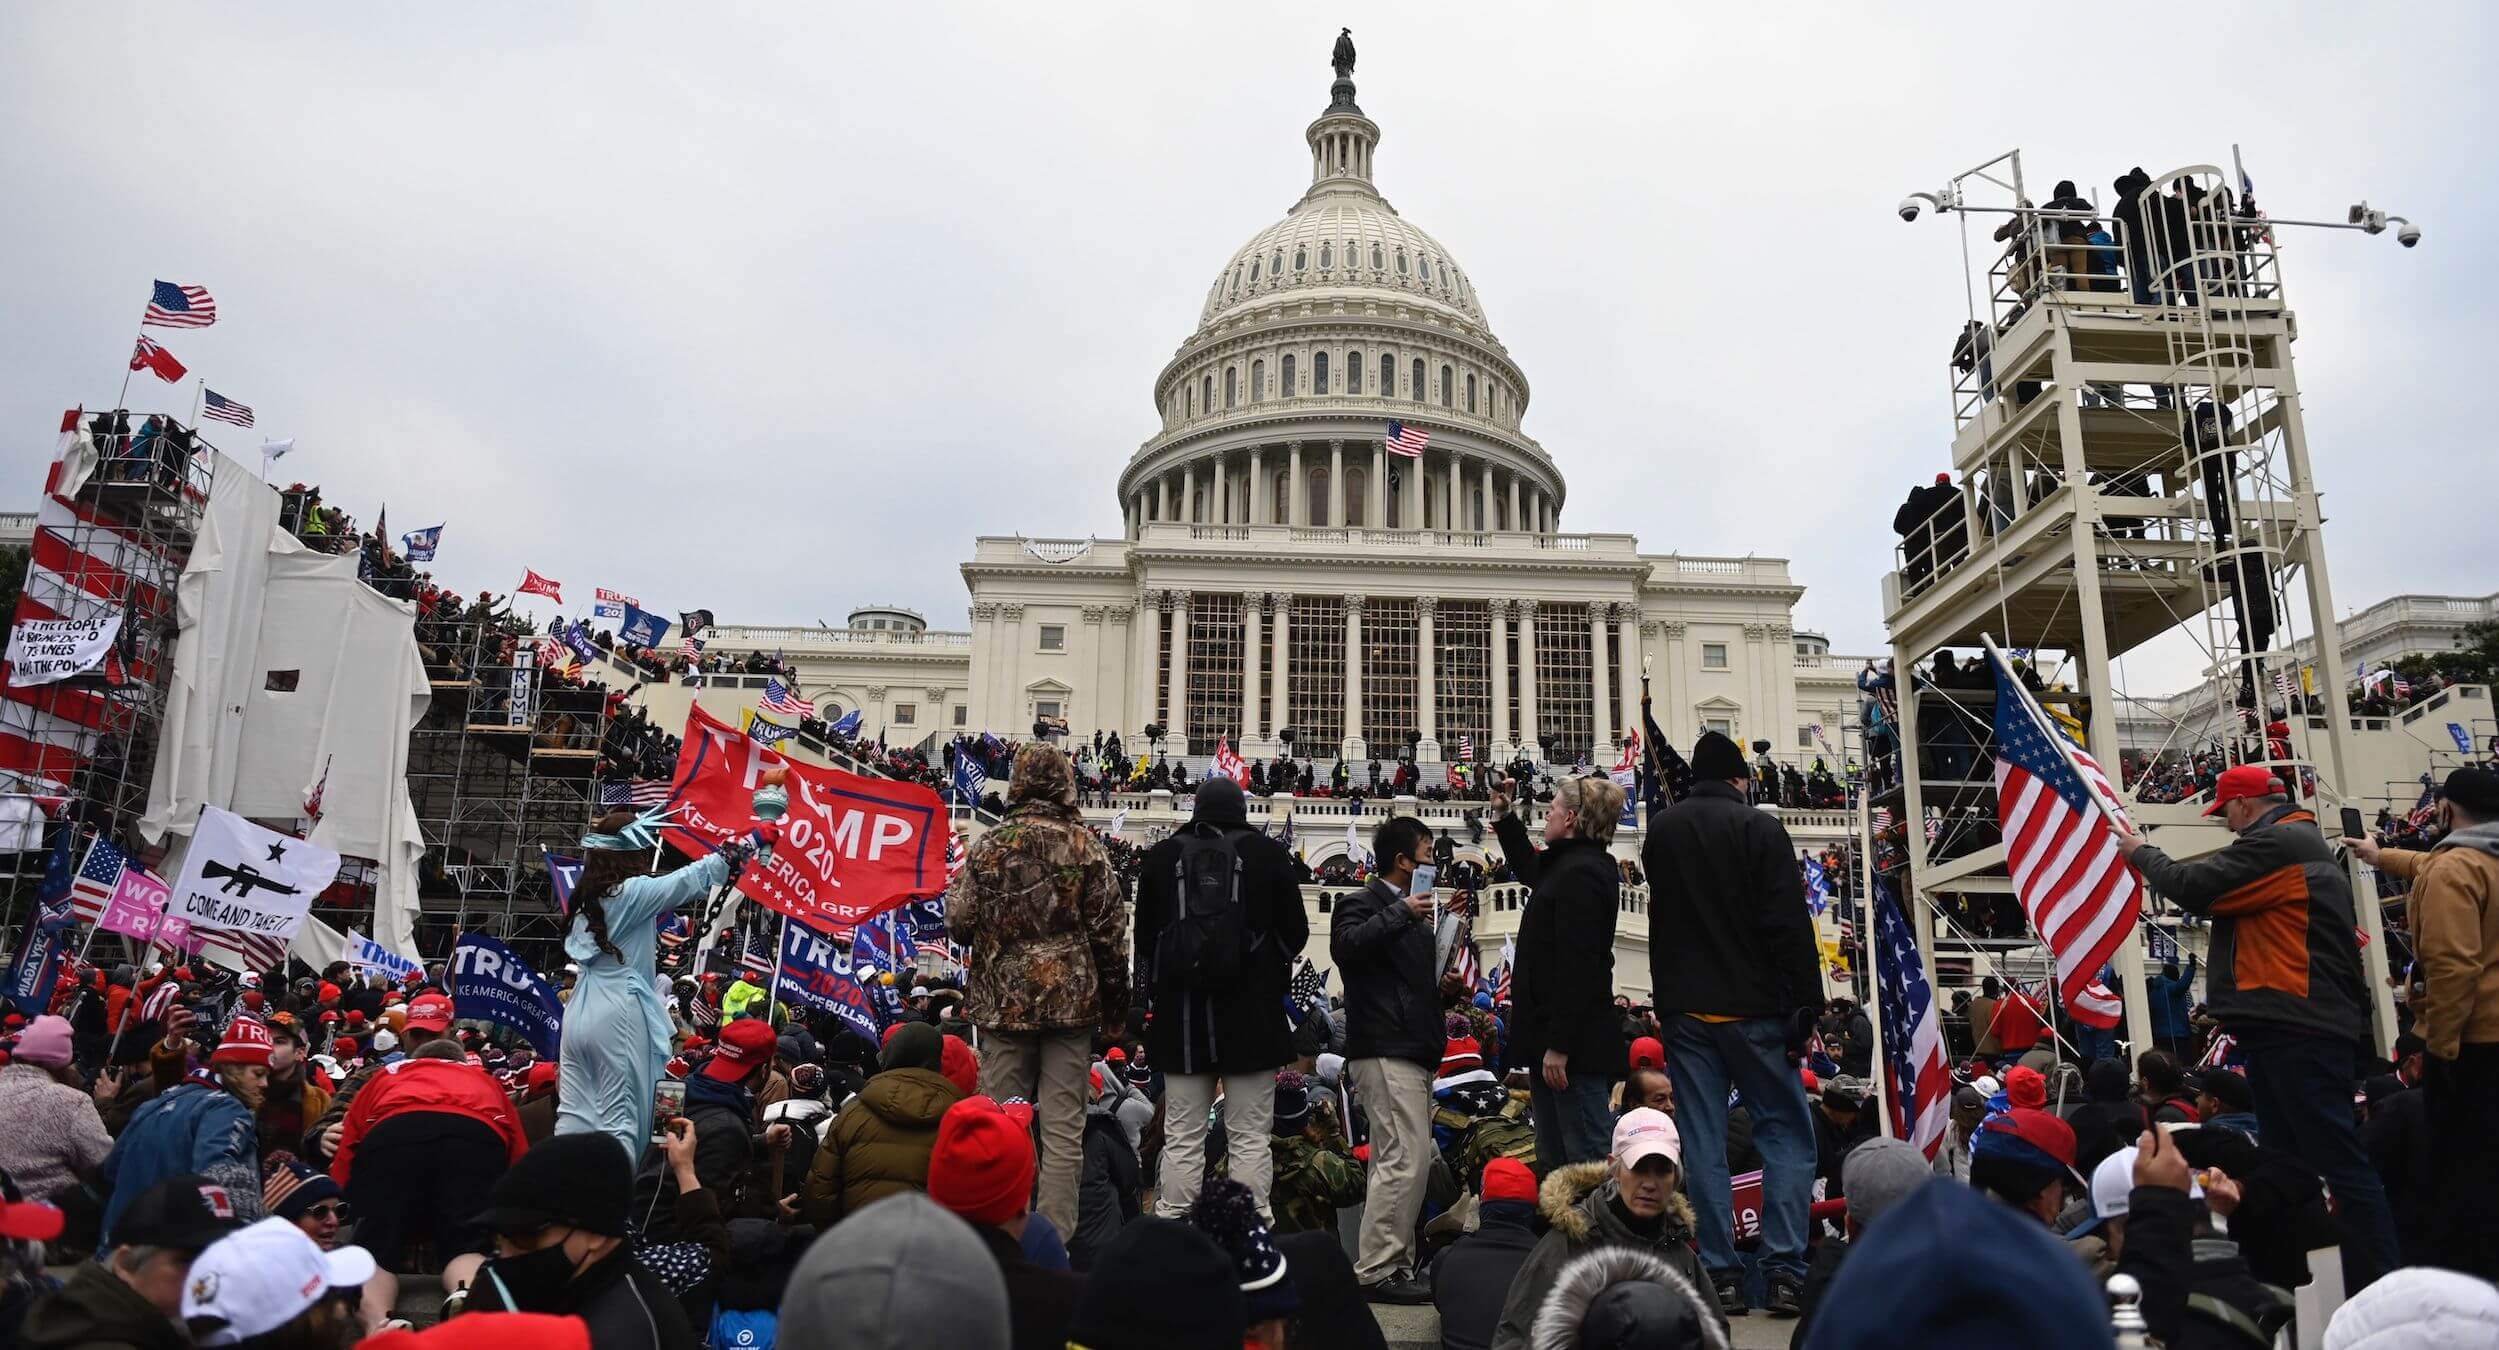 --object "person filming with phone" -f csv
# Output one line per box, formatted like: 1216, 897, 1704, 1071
1332, 813, 1466, 1304
1487, 773, 1627, 1169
